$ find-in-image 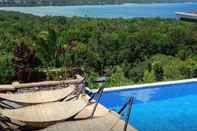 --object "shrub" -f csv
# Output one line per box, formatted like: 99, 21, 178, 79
106, 66, 133, 87
143, 70, 156, 83
0, 54, 14, 84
